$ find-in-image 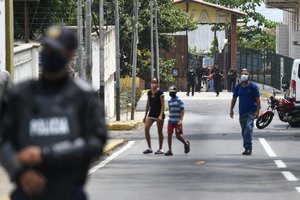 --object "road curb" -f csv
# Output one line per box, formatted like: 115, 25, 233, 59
260, 91, 272, 98
107, 120, 142, 131
103, 139, 125, 155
